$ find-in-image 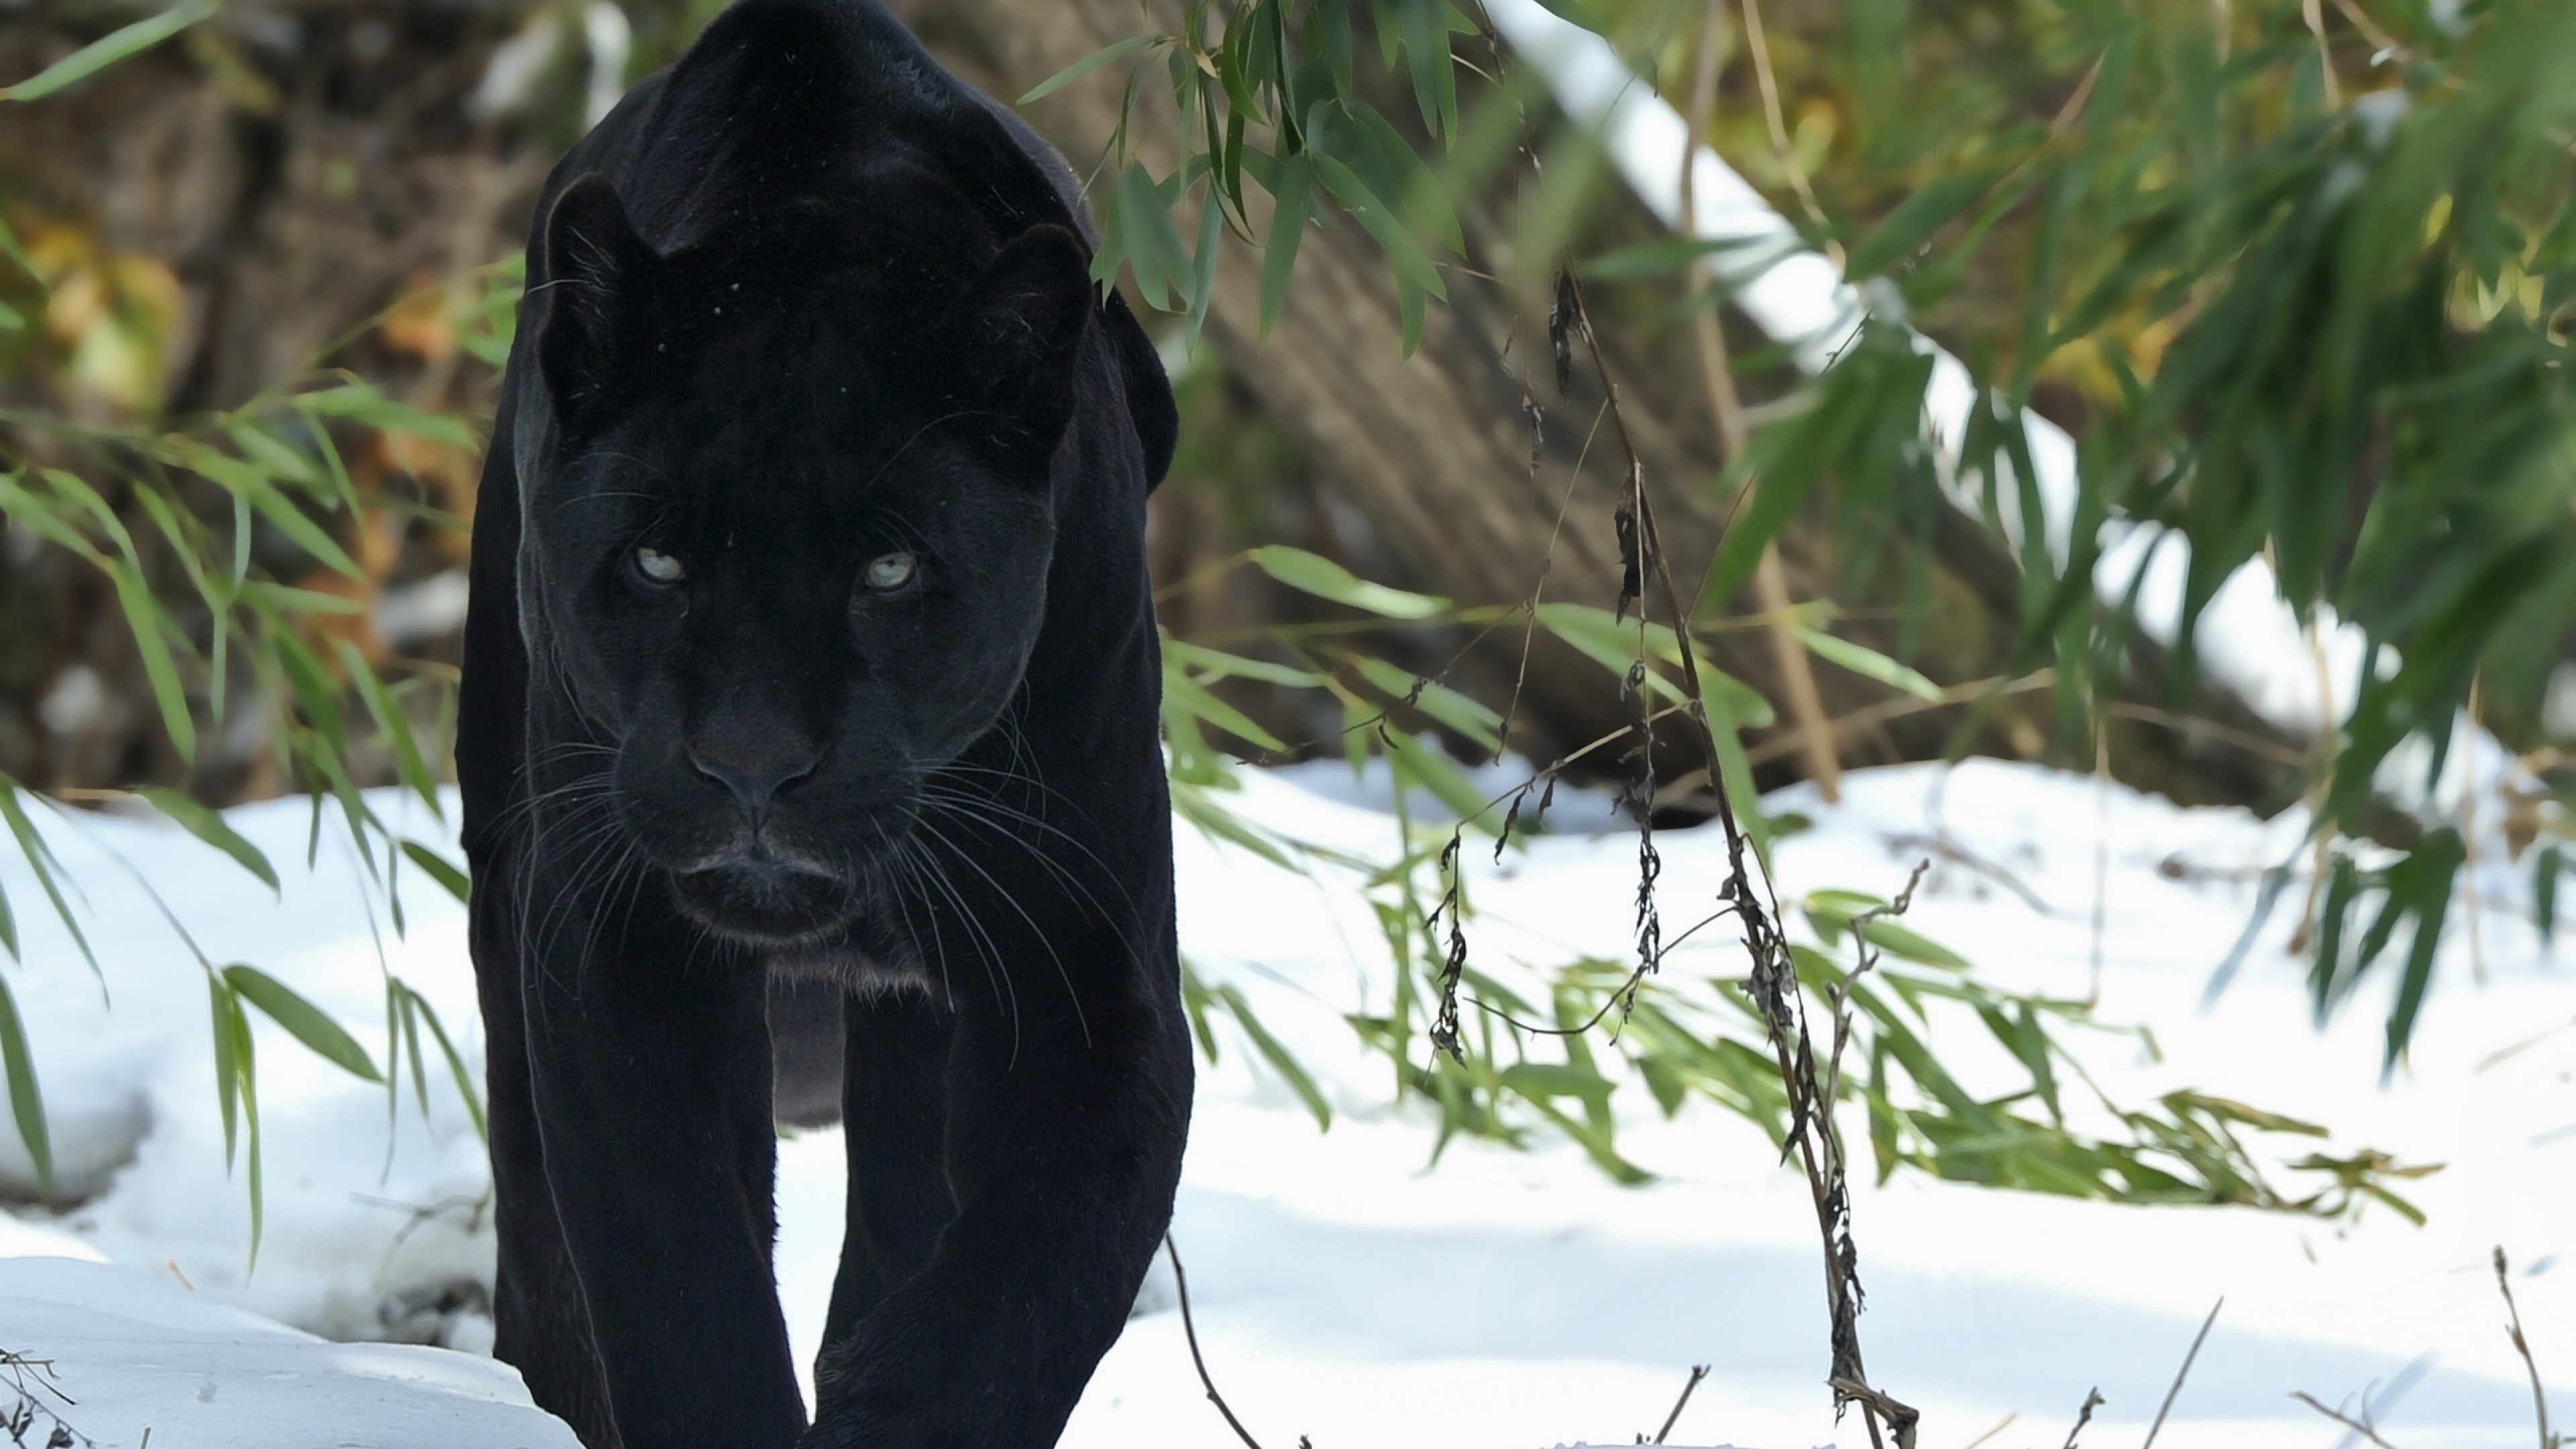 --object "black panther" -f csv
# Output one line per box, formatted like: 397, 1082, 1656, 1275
455, 1, 1191, 1444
